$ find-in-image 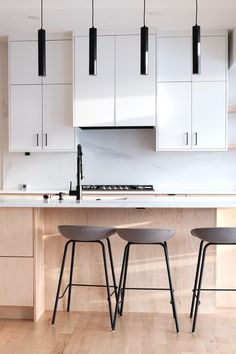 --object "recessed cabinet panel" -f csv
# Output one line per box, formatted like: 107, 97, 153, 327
10, 85, 42, 151
10, 41, 41, 85
192, 36, 226, 81
157, 37, 191, 82
43, 40, 72, 84
157, 83, 191, 150
192, 82, 226, 149
43, 85, 75, 150
116, 35, 156, 126
74, 36, 115, 127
